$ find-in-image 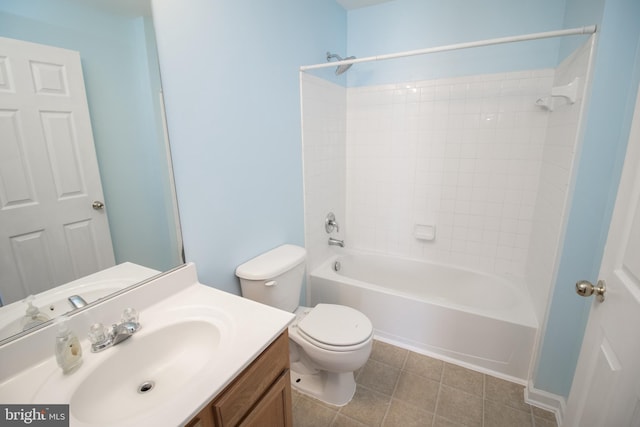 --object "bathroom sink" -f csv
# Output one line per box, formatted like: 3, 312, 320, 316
69, 320, 222, 425
0, 263, 294, 426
